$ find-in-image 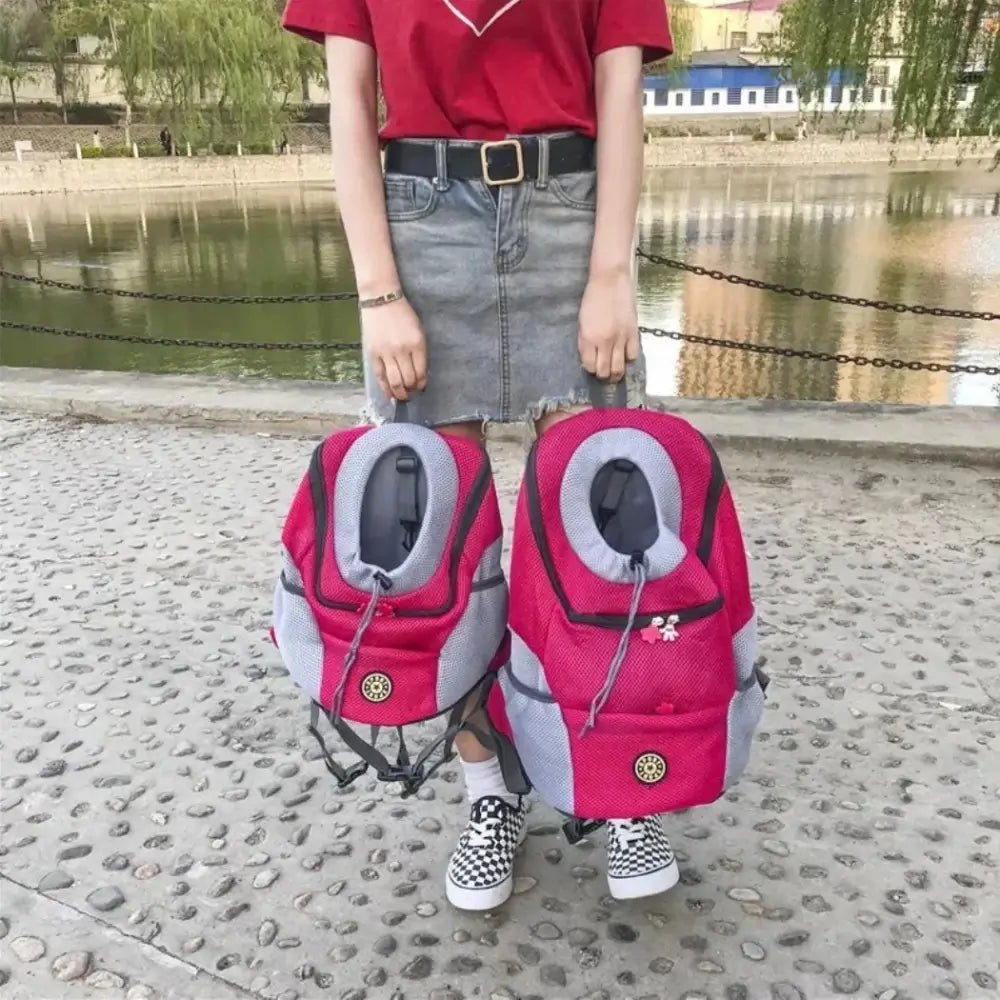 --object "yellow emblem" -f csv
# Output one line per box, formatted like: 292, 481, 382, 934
633, 752, 667, 785
360, 672, 393, 703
